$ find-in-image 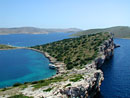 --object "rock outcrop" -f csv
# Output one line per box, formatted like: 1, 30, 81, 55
95, 36, 114, 68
